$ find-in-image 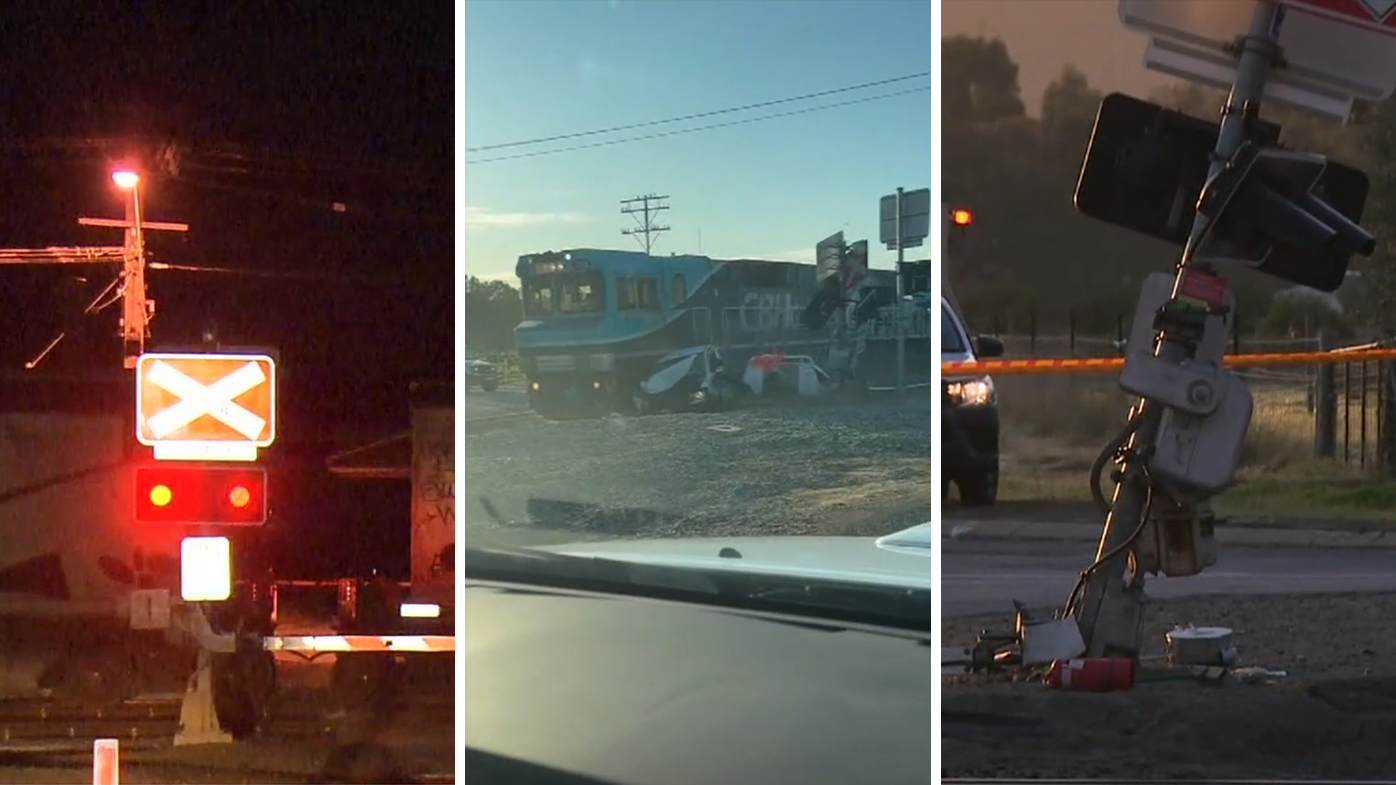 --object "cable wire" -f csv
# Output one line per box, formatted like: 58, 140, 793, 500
168, 176, 450, 225
464, 71, 932, 153
148, 259, 407, 286
0, 137, 446, 188
466, 85, 931, 165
